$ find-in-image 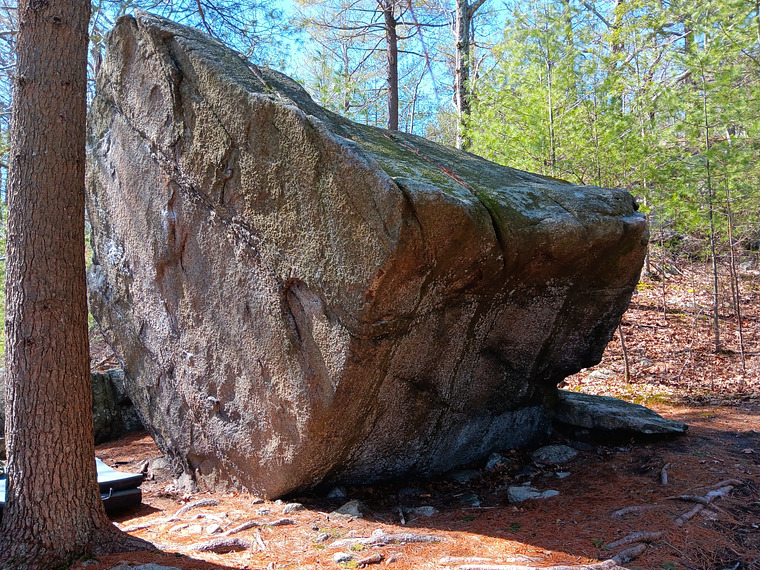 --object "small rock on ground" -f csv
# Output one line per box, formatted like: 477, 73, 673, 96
404, 505, 438, 517
332, 499, 366, 518
333, 552, 354, 563
486, 452, 511, 470
283, 502, 304, 514
584, 369, 617, 383
508, 485, 560, 503
459, 492, 481, 507
531, 444, 578, 465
